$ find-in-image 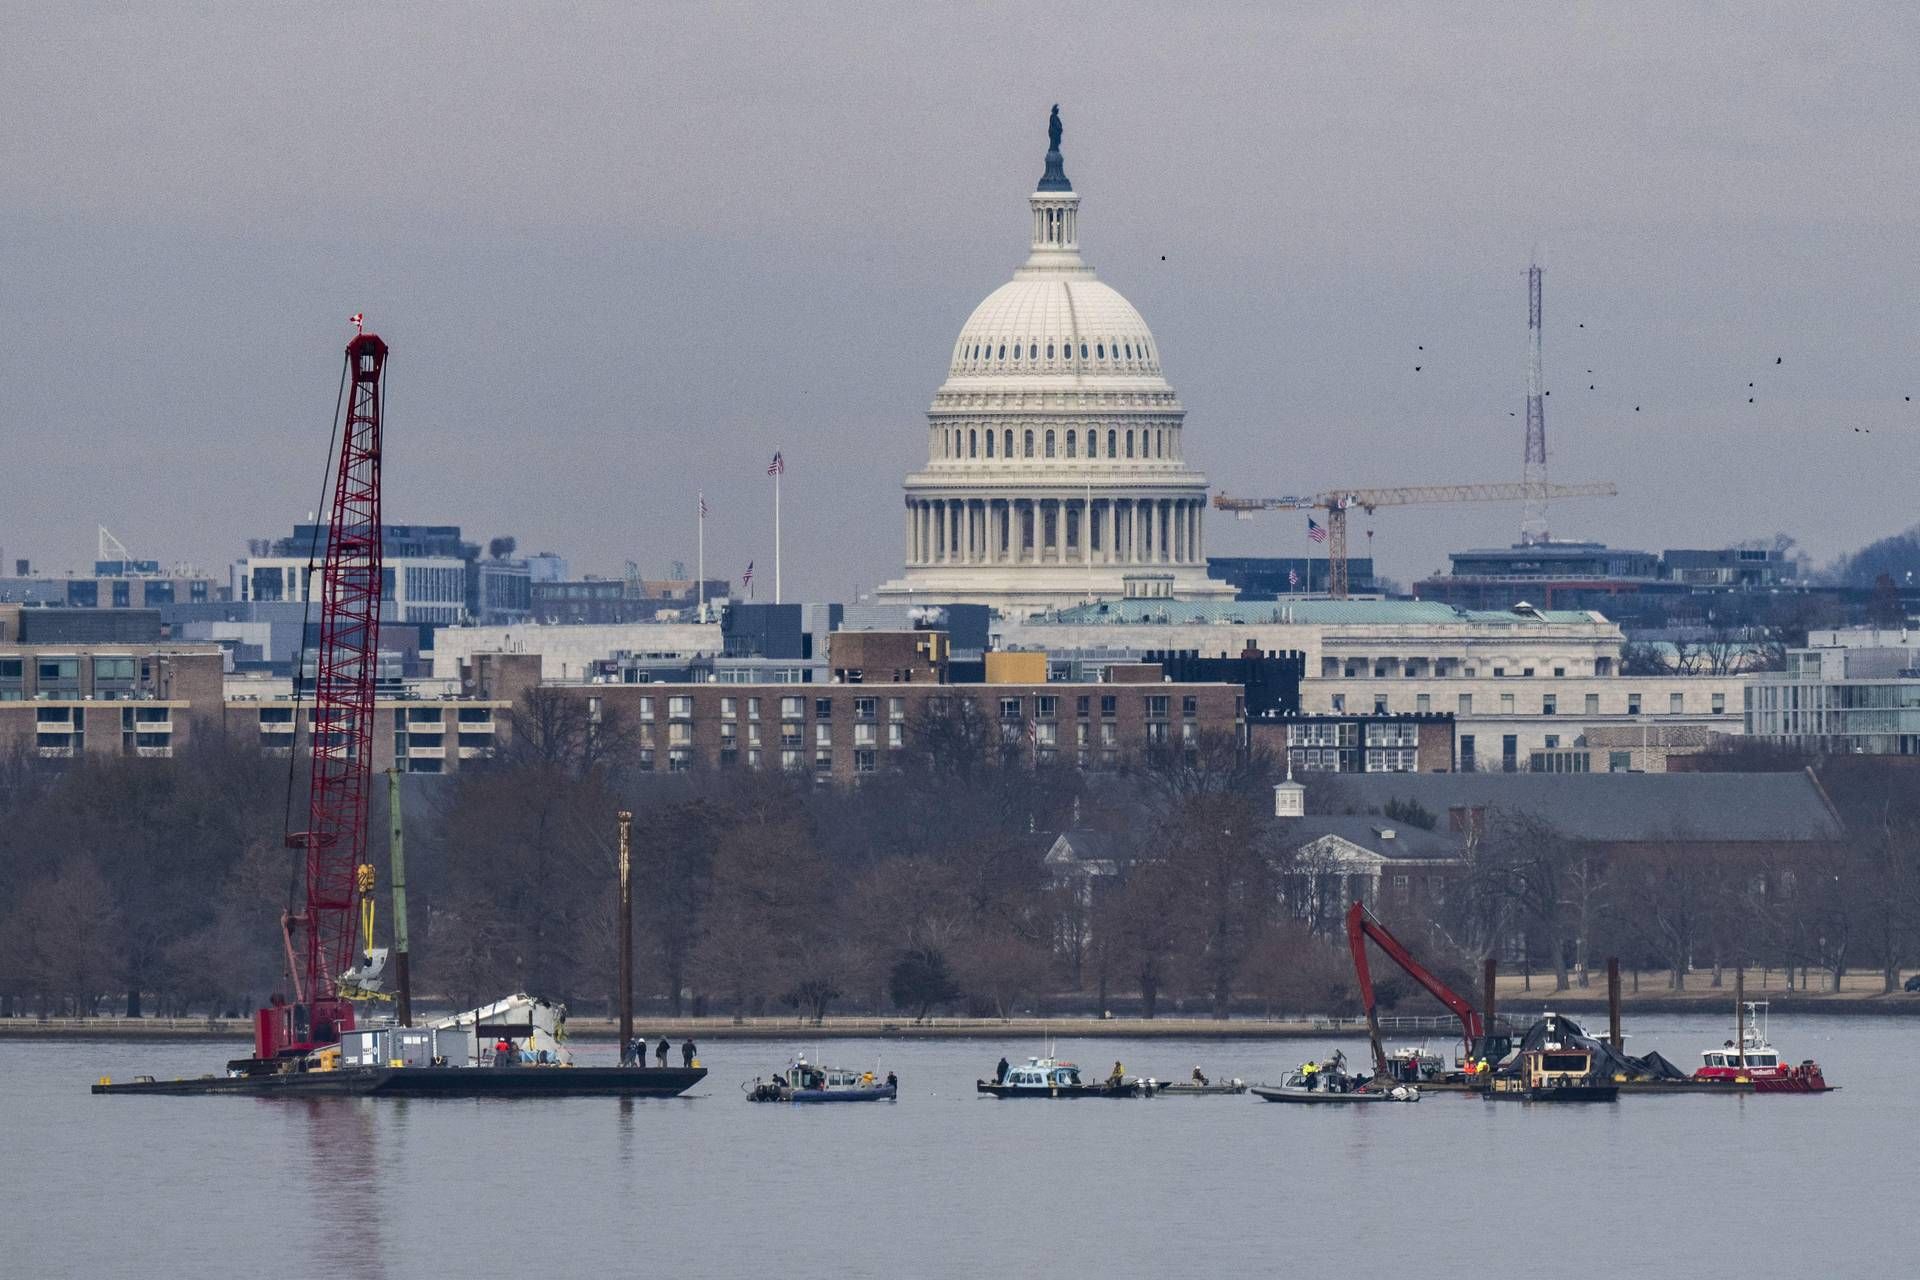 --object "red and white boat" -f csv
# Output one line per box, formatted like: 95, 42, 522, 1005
1692, 1002, 1834, 1093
